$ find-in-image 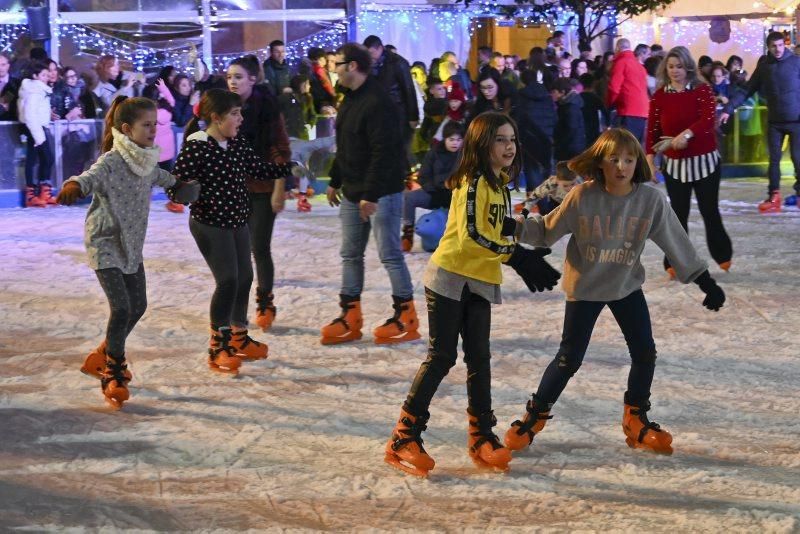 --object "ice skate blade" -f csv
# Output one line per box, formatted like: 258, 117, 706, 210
384, 453, 430, 478
236, 352, 268, 361
625, 437, 673, 455
374, 331, 421, 345
320, 332, 363, 345
104, 397, 125, 410
469, 454, 510, 472
208, 363, 240, 376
